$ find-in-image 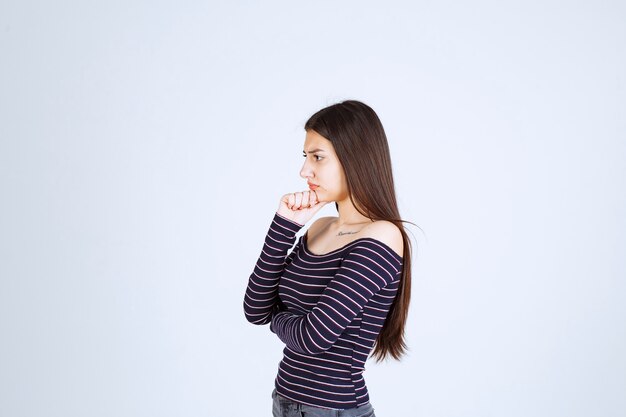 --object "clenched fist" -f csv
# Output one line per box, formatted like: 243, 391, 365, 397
276, 190, 328, 226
